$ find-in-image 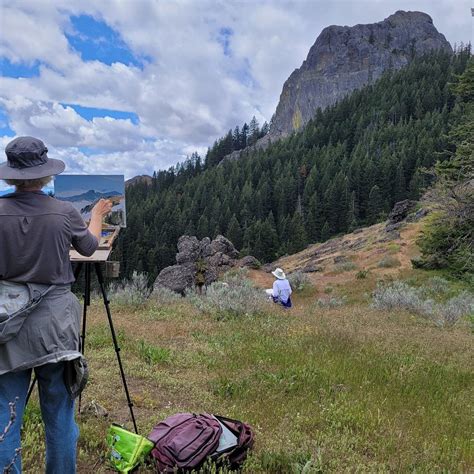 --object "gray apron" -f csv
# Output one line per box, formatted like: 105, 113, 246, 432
0, 281, 83, 376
